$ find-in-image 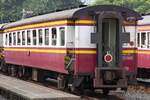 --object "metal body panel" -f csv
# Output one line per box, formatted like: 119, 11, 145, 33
4, 47, 97, 74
